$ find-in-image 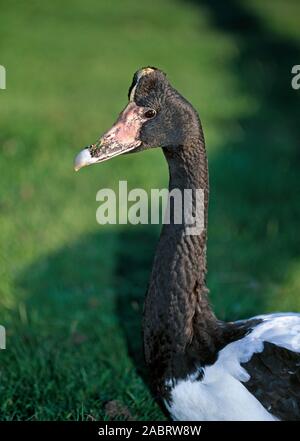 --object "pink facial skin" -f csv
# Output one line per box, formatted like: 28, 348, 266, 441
74, 102, 149, 170
98, 102, 146, 151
